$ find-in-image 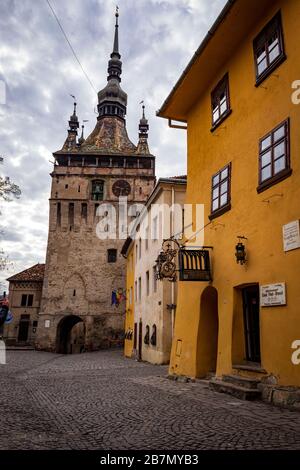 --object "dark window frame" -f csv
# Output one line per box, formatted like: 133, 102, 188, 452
21, 294, 33, 307
209, 163, 232, 220
27, 294, 33, 307
257, 118, 291, 193
91, 180, 104, 201
81, 203, 88, 222
107, 248, 117, 263
253, 11, 286, 87
210, 73, 232, 131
